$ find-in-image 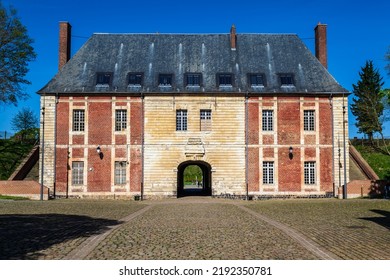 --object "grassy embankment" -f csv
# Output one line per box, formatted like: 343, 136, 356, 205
351, 139, 390, 180
0, 138, 36, 180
